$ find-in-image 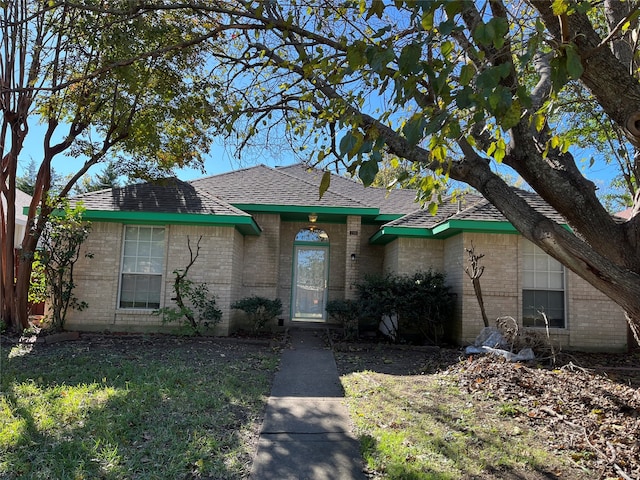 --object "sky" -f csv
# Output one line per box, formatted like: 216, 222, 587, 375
18, 112, 619, 197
